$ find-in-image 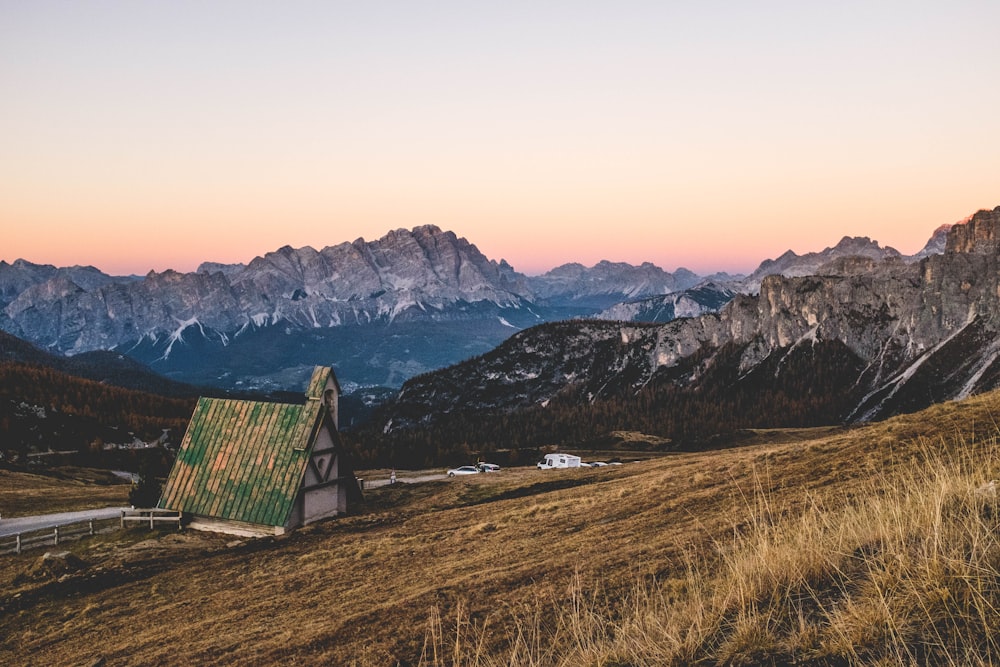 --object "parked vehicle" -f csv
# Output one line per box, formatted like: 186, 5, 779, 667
447, 465, 480, 476
537, 453, 582, 470
477, 463, 501, 472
